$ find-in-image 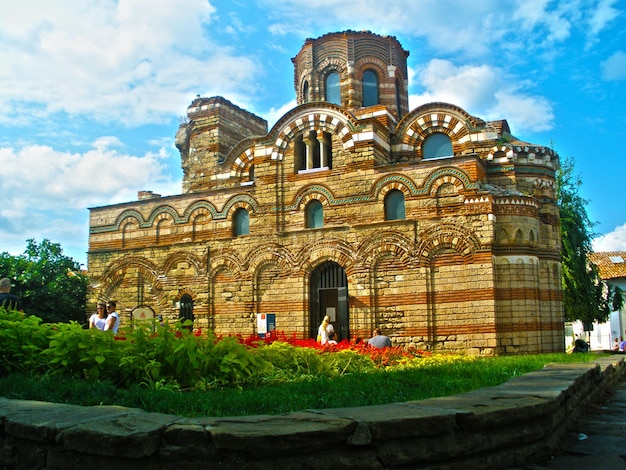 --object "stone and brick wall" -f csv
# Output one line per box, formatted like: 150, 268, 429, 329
87, 31, 563, 355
